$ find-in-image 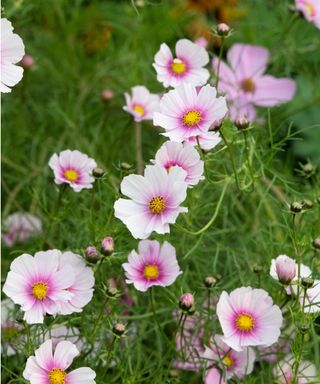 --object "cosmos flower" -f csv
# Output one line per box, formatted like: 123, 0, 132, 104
2, 250, 75, 324
123, 86, 160, 122
295, 0, 320, 29
1, 299, 23, 356
122, 240, 182, 292
212, 44, 296, 121
216, 287, 283, 351
114, 165, 188, 239
273, 354, 318, 383
48, 149, 97, 192
0, 18, 25, 93
152, 141, 204, 186
269, 255, 297, 284
23, 339, 96, 384
153, 38, 210, 88
203, 335, 256, 380
153, 83, 227, 142
2, 212, 42, 247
